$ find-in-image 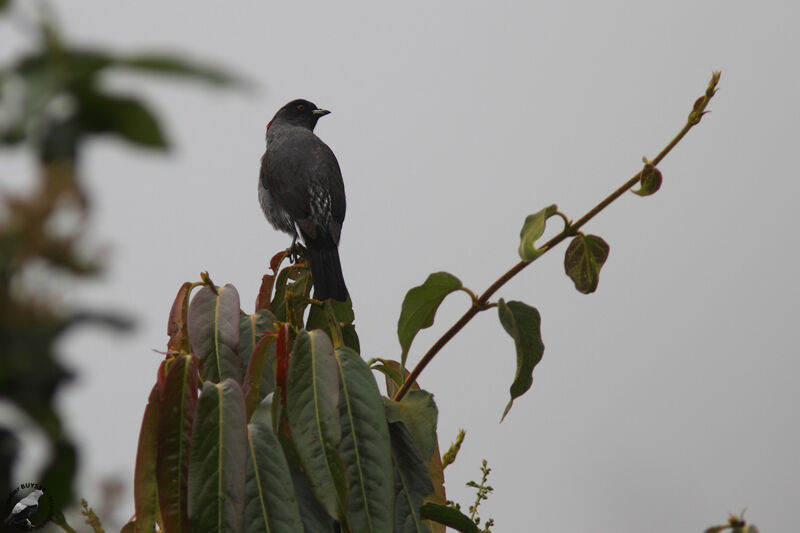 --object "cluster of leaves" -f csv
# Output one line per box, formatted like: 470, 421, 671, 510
121, 252, 483, 533
0, 0, 237, 518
